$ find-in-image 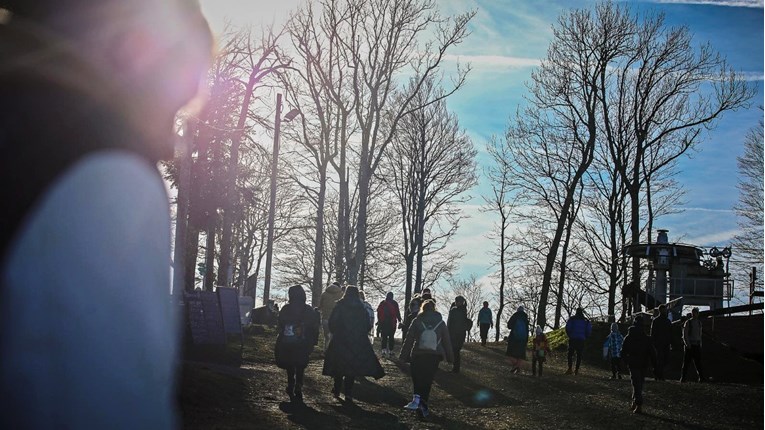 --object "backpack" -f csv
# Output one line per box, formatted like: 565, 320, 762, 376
418, 320, 443, 351
511, 317, 528, 340
281, 308, 308, 345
